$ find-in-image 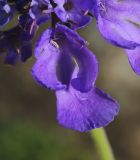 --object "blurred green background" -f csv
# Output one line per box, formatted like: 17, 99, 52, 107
0, 21, 140, 160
